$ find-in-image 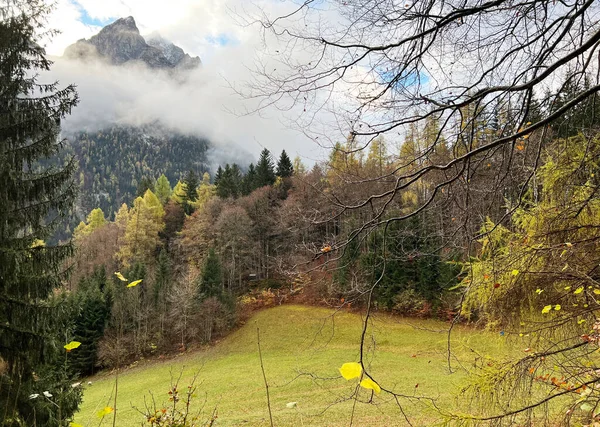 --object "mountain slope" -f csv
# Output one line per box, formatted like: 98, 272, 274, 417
64, 124, 209, 221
